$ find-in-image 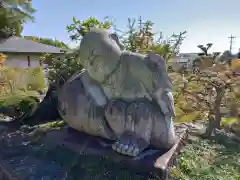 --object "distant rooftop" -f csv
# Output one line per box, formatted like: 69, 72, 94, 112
0, 36, 66, 54
177, 53, 199, 58
169, 53, 199, 63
